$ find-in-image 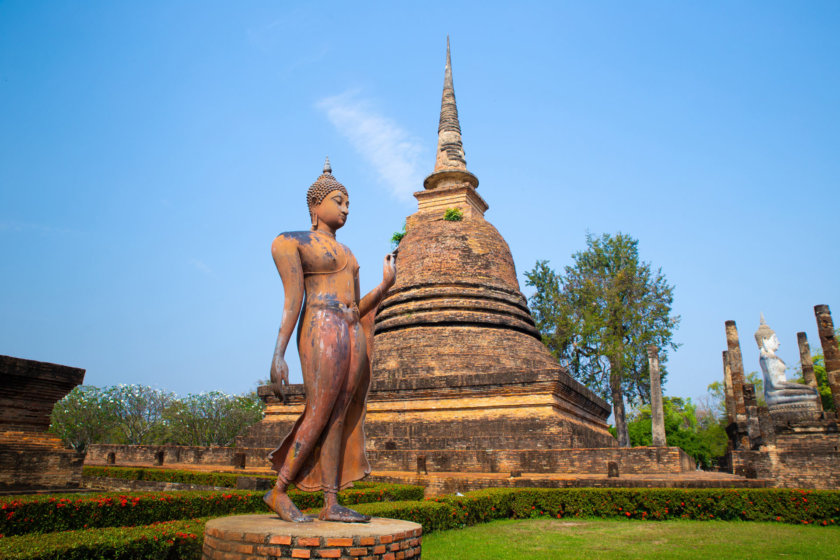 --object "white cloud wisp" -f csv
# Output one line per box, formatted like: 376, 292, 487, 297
317, 92, 426, 202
